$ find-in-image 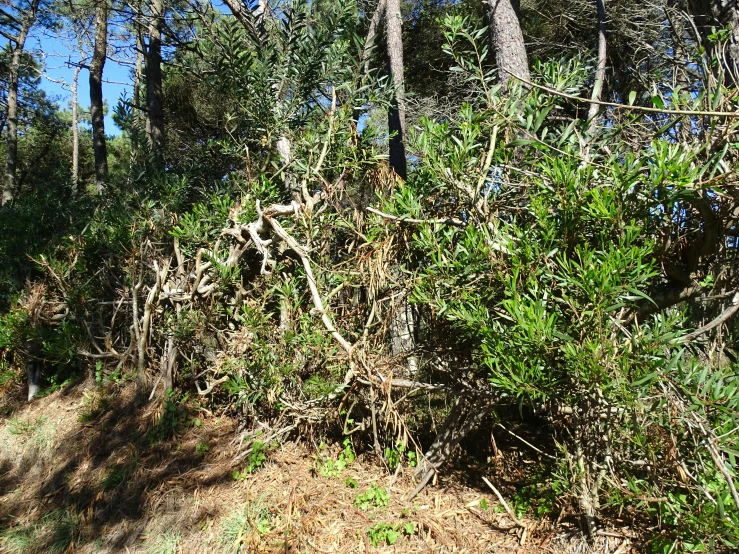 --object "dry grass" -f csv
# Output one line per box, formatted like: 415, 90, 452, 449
0, 378, 635, 553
